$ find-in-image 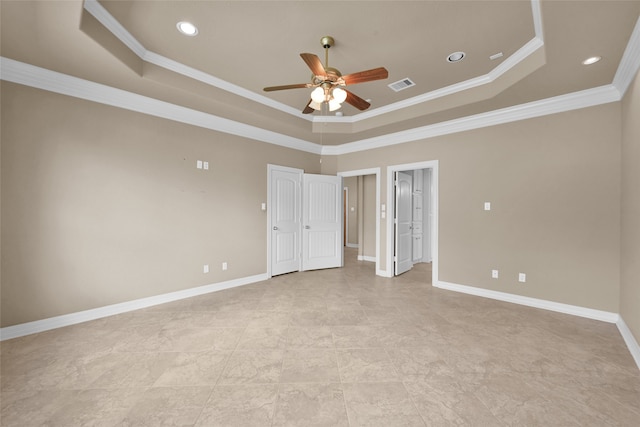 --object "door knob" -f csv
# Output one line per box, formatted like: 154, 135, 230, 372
273, 226, 278, 230
305, 225, 310, 229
